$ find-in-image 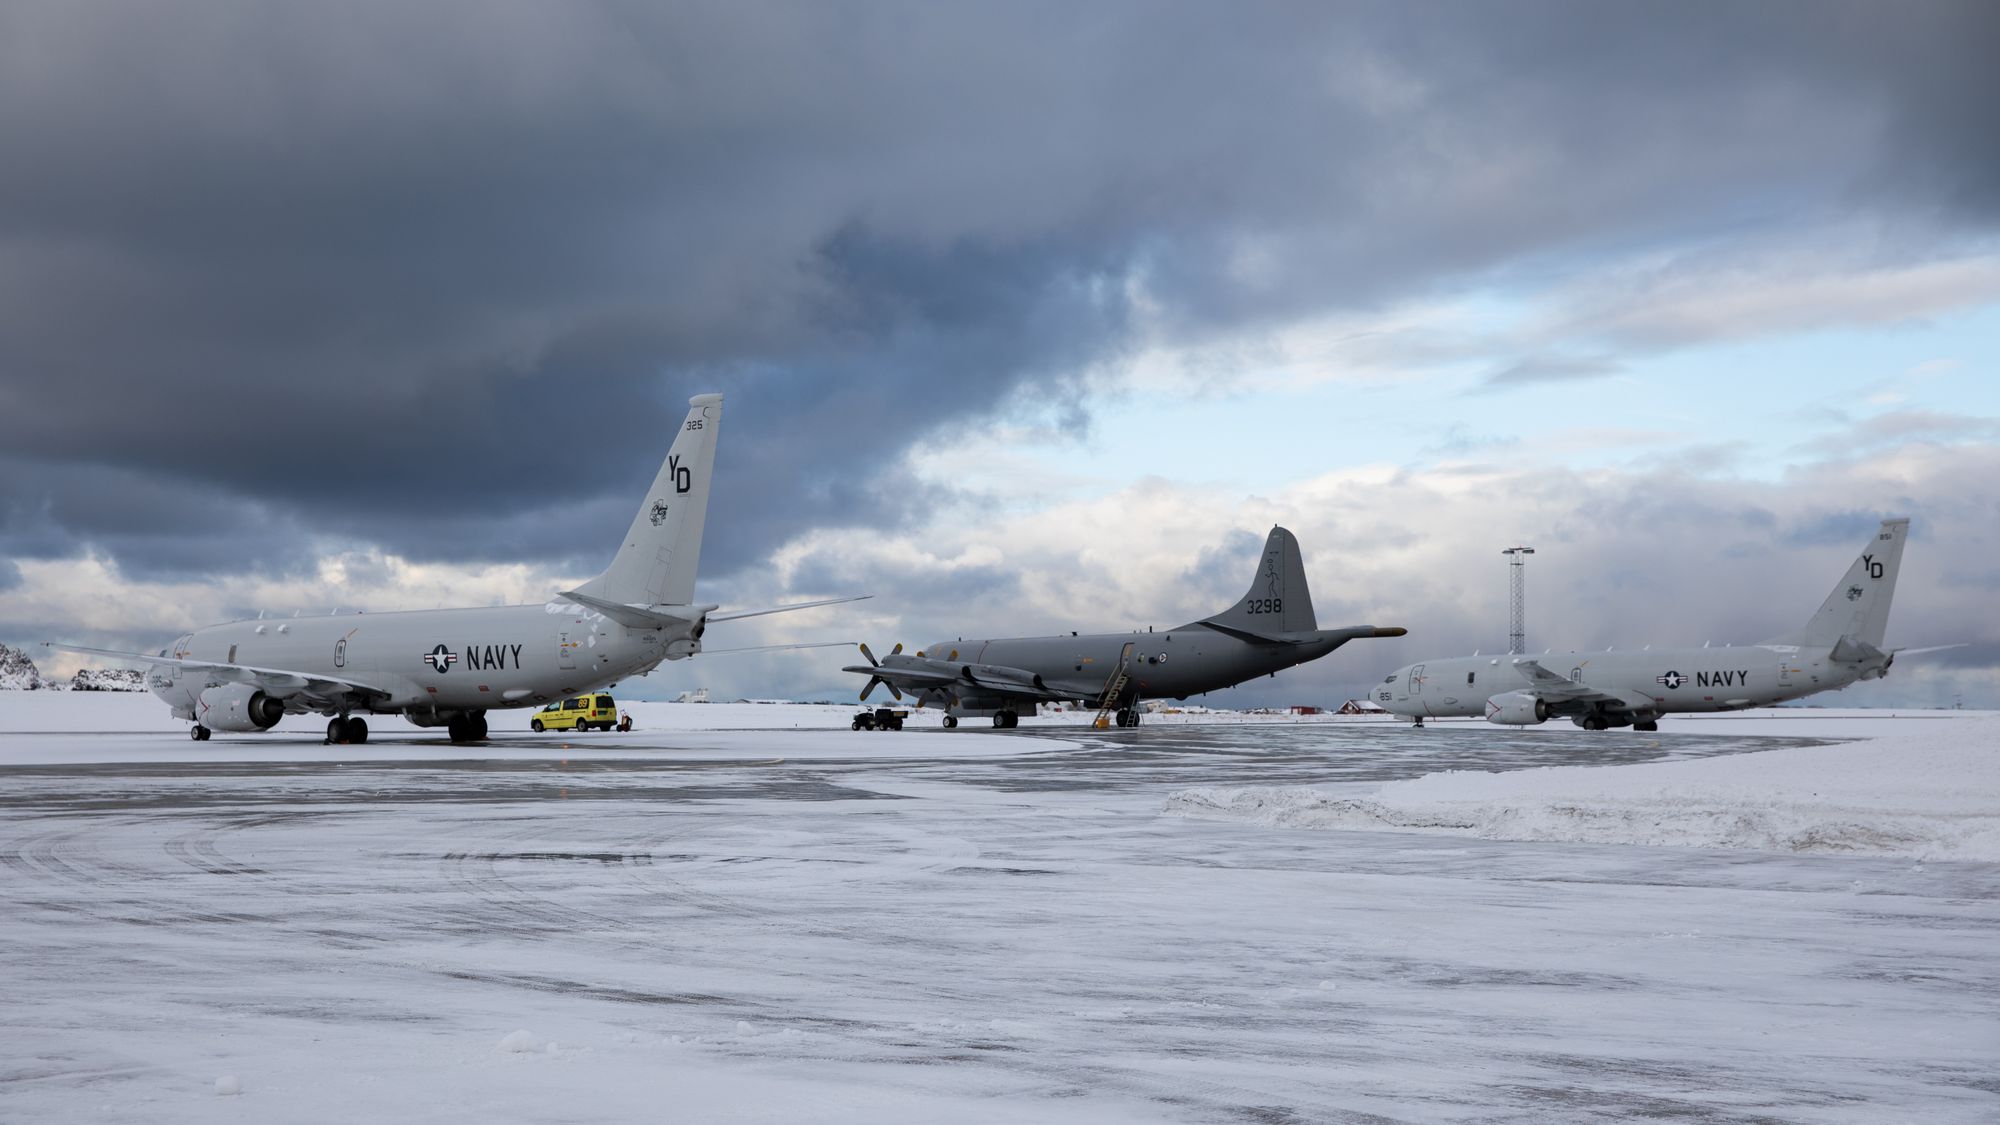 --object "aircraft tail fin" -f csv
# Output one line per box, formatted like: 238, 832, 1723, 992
1200, 526, 1319, 636
571, 393, 722, 607
1762, 517, 1908, 649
